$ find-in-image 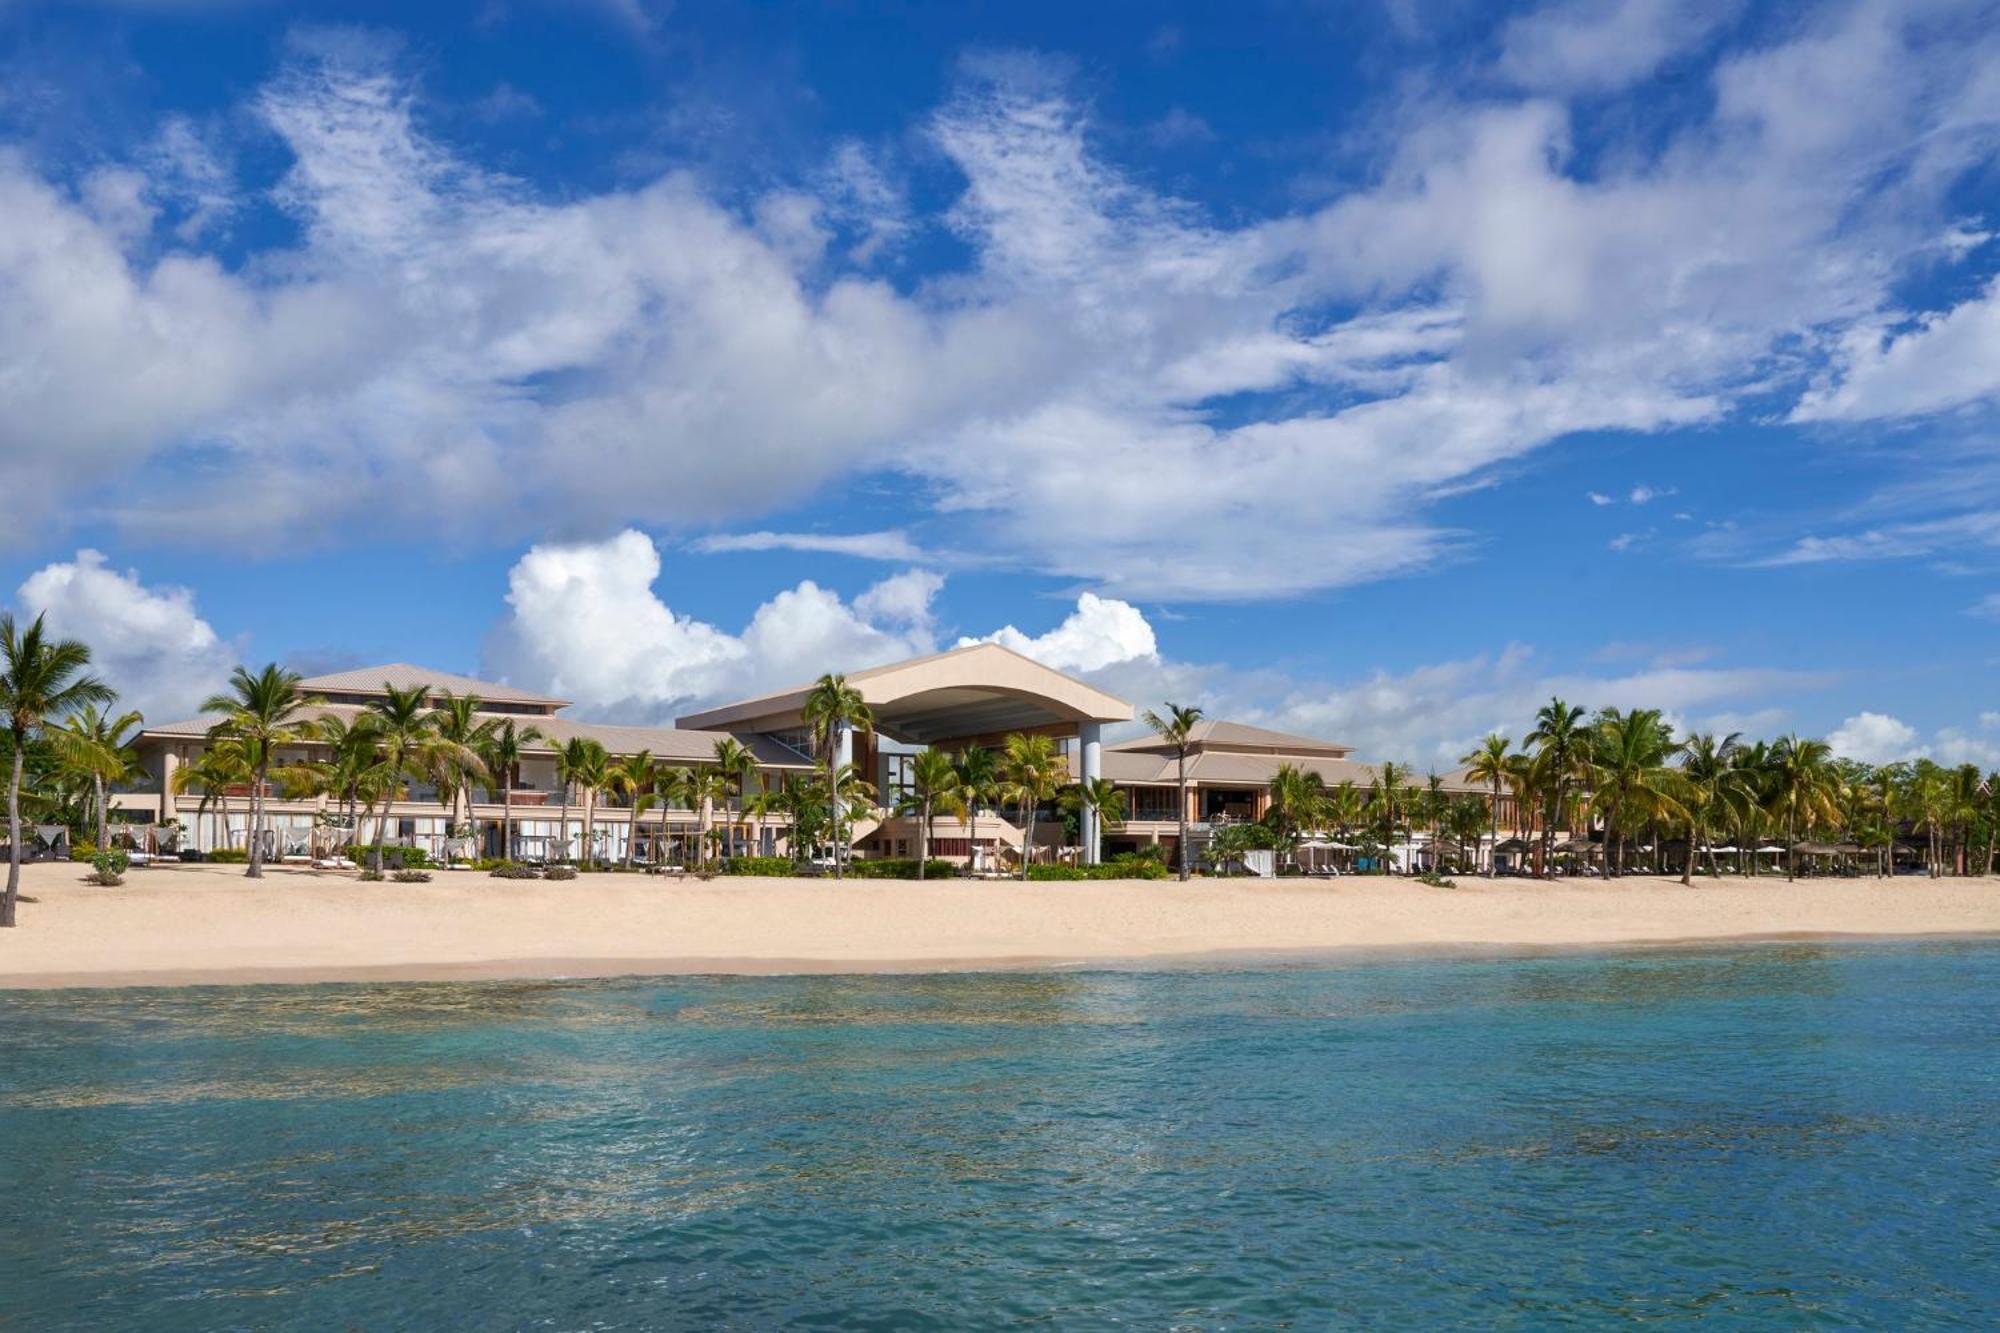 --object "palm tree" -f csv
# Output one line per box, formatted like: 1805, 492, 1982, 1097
1140, 702, 1204, 881
359, 682, 446, 871
200, 664, 320, 879
749, 771, 823, 867
801, 674, 874, 879
571, 739, 612, 867
2, 615, 114, 925
481, 718, 545, 862
685, 766, 731, 868
1586, 708, 1684, 878
50, 703, 144, 853
605, 750, 657, 868
172, 741, 251, 861
1061, 776, 1129, 863
998, 732, 1068, 880
711, 737, 758, 861
952, 746, 1000, 862
428, 692, 496, 863
1678, 732, 1745, 884
553, 736, 597, 865
1265, 762, 1328, 873
1460, 734, 1512, 875
1767, 734, 1839, 881
1369, 761, 1409, 873
899, 747, 967, 877
1526, 698, 1587, 879
1982, 770, 2000, 878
